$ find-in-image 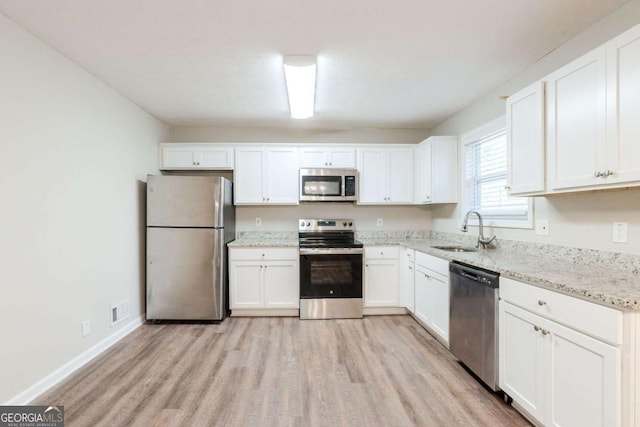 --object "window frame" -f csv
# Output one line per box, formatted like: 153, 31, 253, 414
460, 115, 533, 230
